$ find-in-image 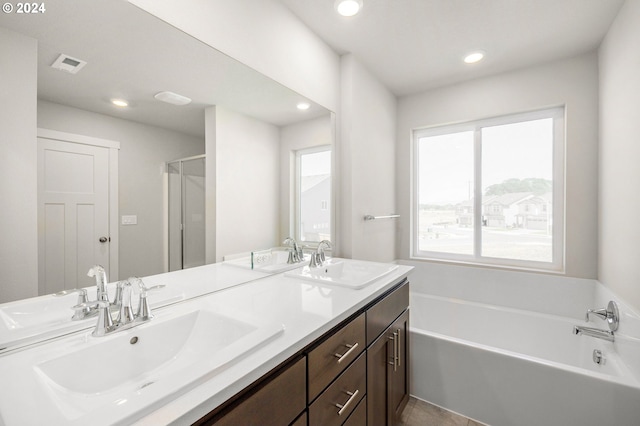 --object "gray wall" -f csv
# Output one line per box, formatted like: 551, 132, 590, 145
0, 28, 38, 303
37, 100, 204, 279
205, 106, 280, 262
599, 0, 640, 312
396, 53, 600, 279
339, 54, 398, 262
